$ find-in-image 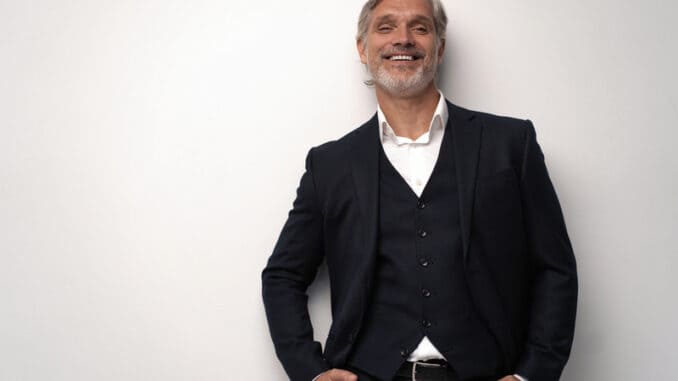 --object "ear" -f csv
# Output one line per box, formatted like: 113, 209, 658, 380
357, 38, 368, 64
437, 38, 446, 64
